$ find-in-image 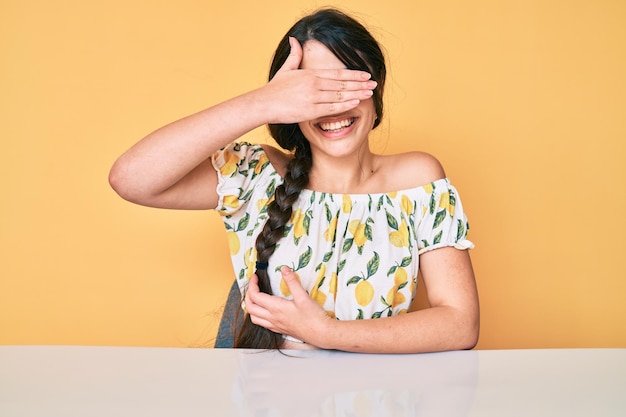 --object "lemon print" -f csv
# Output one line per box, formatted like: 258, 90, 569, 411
256, 198, 268, 211
223, 194, 239, 209
219, 149, 239, 176
312, 290, 327, 306
279, 271, 301, 297
389, 220, 409, 247
393, 291, 406, 307
342, 195, 352, 213
401, 194, 414, 215
422, 182, 434, 194
439, 191, 450, 211
328, 272, 338, 296
355, 280, 374, 306
254, 152, 269, 174
394, 267, 408, 286
226, 231, 240, 255
324, 217, 338, 242
291, 209, 306, 240
244, 248, 255, 278
349, 220, 368, 247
